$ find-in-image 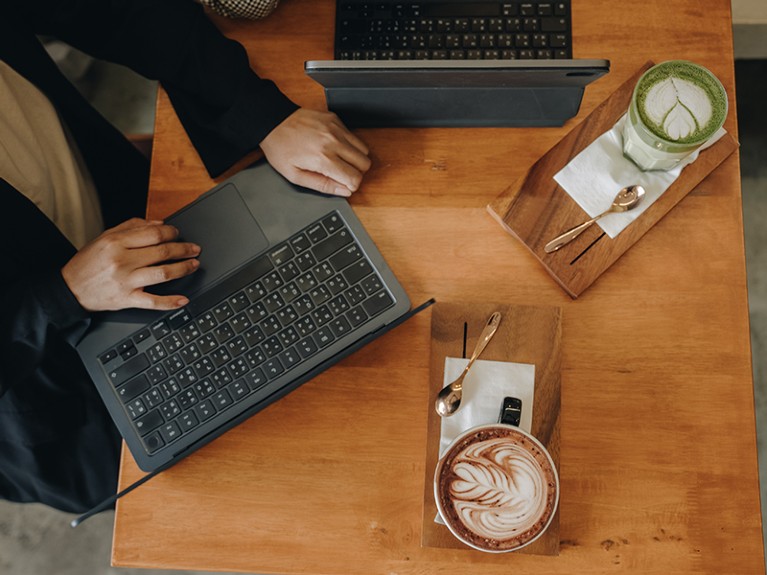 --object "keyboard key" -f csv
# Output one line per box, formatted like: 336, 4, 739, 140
126, 398, 147, 420
99, 348, 118, 365
289, 233, 311, 253
330, 316, 353, 338
108, 354, 150, 387
540, 17, 567, 31
342, 260, 374, 285
313, 327, 336, 349
346, 306, 369, 327
168, 308, 192, 329
361, 274, 383, 295
228, 379, 251, 401
135, 409, 163, 435
312, 229, 354, 261
362, 290, 394, 317
270, 244, 294, 266
228, 292, 250, 313
212, 389, 233, 410
133, 329, 151, 344
178, 389, 199, 409
160, 399, 181, 420
160, 421, 183, 443
142, 431, 164, 454
178, 411, 200, 432
297, 336, 319, 359
160, 379, 181, 399
151, 320, 171, 340
246, 368, 268, 391
263, 358, 284, 379
194, 401, 217, 422
321, 213, 344, 234
117, 341, 137, 361
147, 342, 167, 363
